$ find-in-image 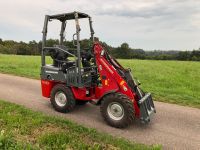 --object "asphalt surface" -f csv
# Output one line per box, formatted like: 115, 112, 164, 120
0, 73, 199, 150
